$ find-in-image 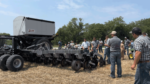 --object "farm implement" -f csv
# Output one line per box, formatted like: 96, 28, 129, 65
0, 16, 104, 72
